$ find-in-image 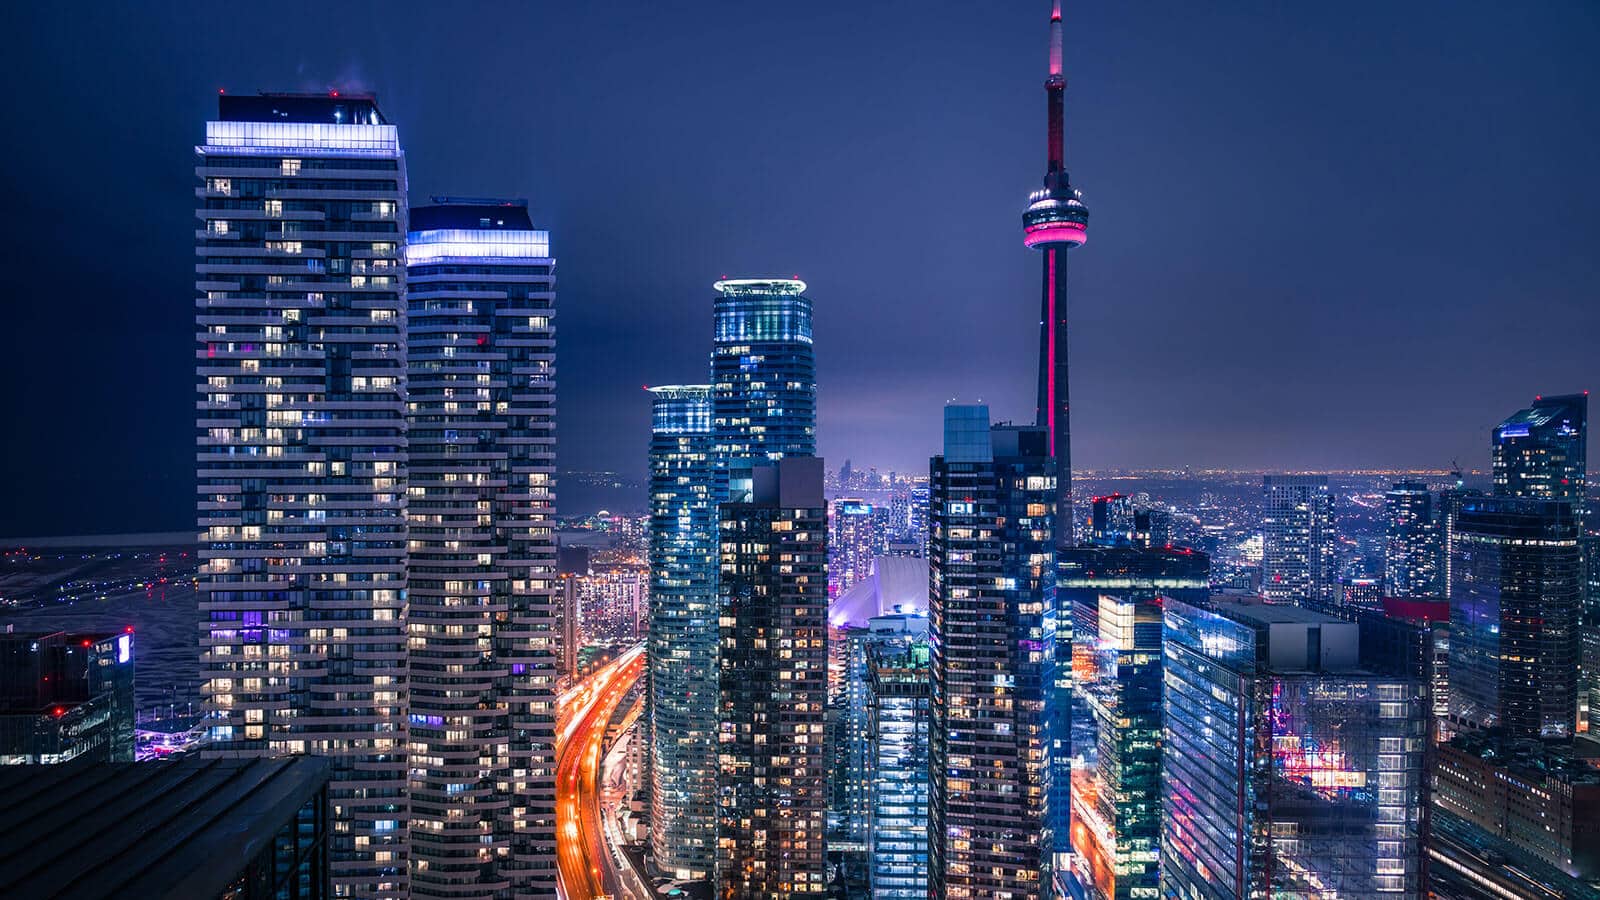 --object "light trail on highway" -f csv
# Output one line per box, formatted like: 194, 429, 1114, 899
556, 645, 645, 900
